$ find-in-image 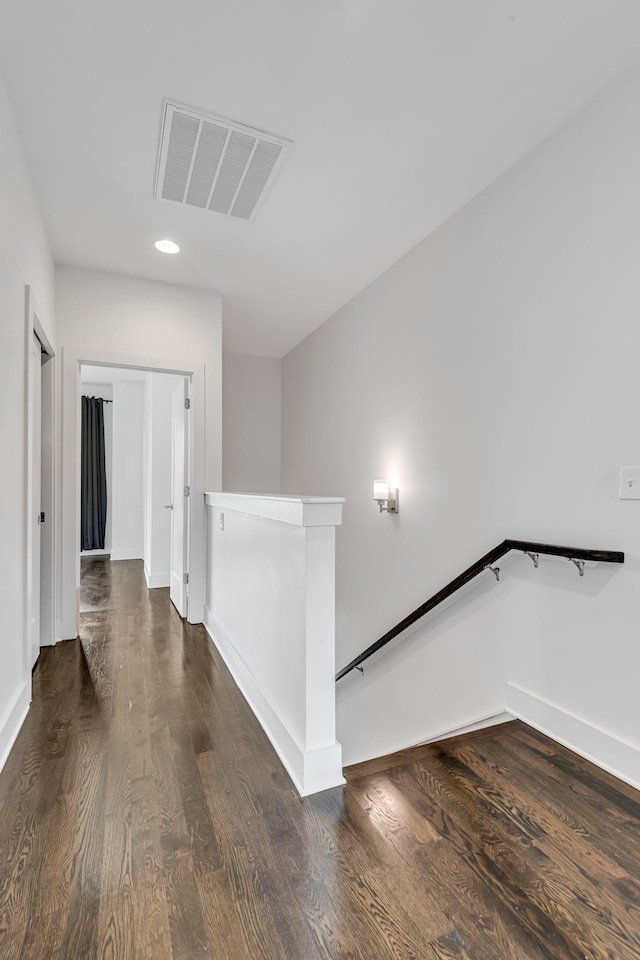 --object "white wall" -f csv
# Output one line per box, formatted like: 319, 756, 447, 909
204, 492, 345, 795
111, 380, 144, 561
56, 266, 222, 637
0, 70, 55, 767
80, 382, 113, 554
222, 351, 281, 493
282, 63, 640, 778
144, 372, 184, 587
